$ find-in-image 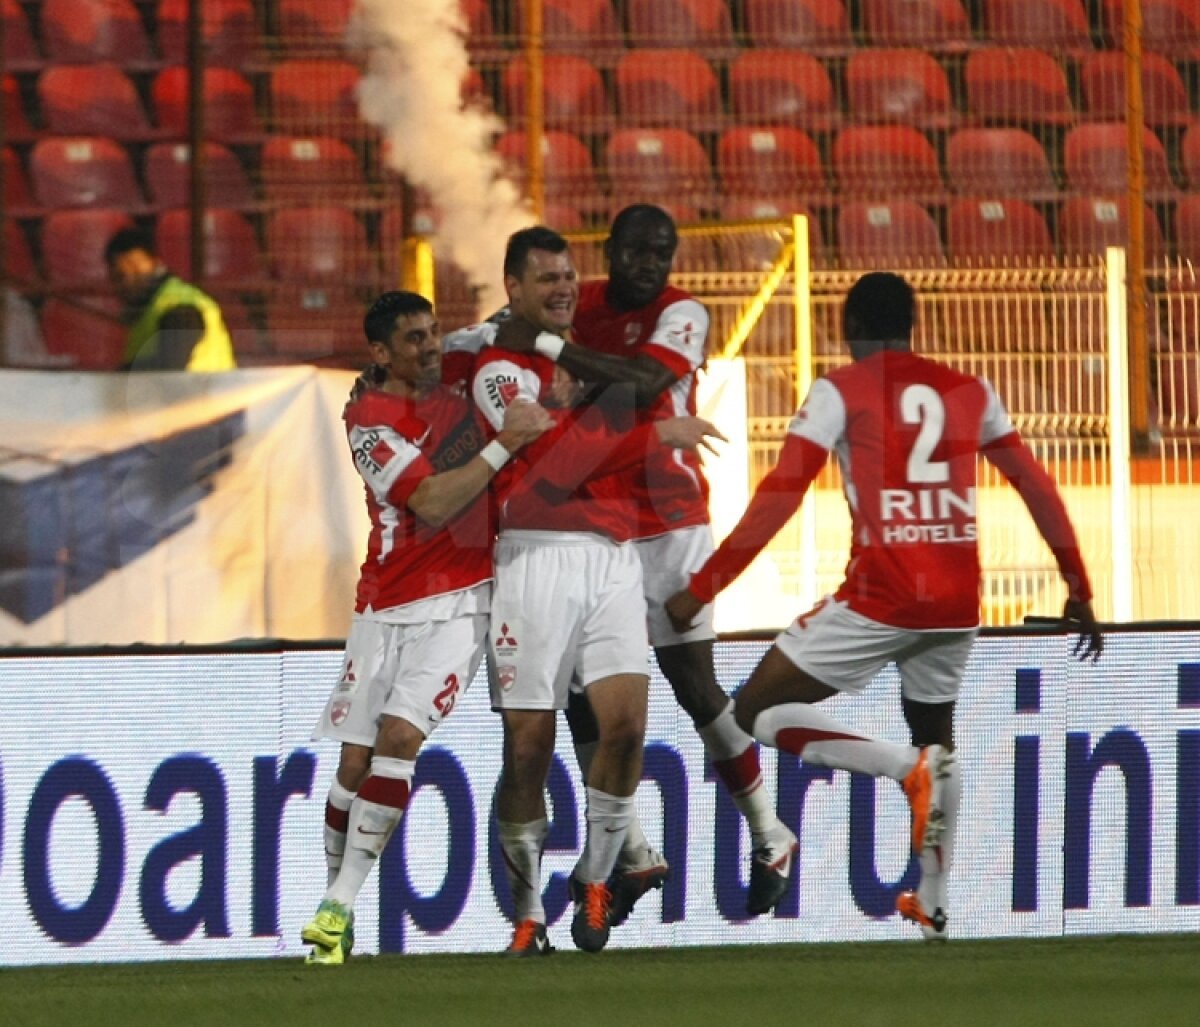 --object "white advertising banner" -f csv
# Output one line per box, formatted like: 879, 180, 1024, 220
0, 630, 1196, 965
0, 368, 366, 646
